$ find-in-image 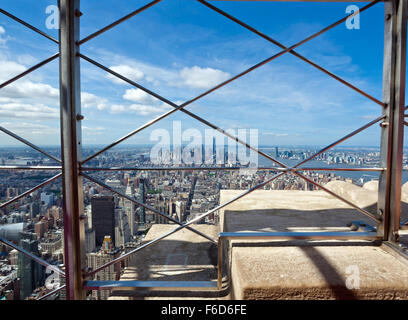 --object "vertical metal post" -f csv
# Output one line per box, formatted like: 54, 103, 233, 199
217, 237, 223, 290
59, 0, 86, 299
377, 0, 407, 242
